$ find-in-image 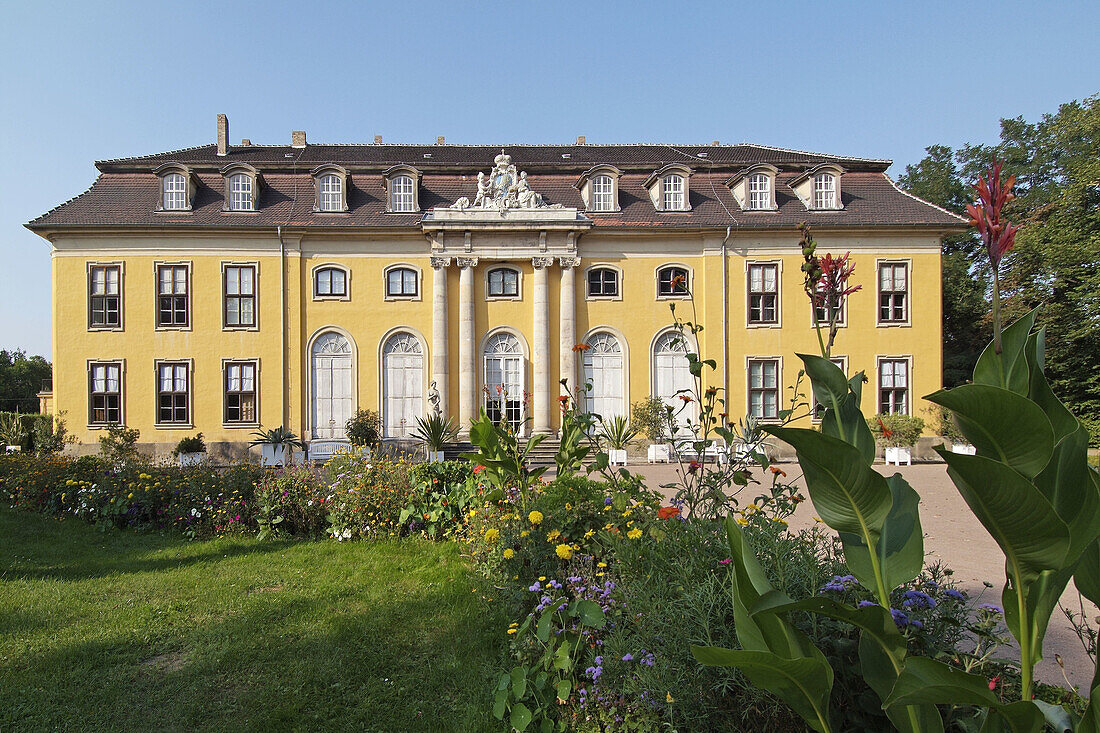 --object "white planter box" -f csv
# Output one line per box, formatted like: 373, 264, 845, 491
885, 446, 912, 466
608, 449, 627, 466
951, 443, 977, 455
427, 450, 446, 463
178, 452, 205, 467
647, 444, 670, 463
260, 444, 288, 467
5, 445, 21, 454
